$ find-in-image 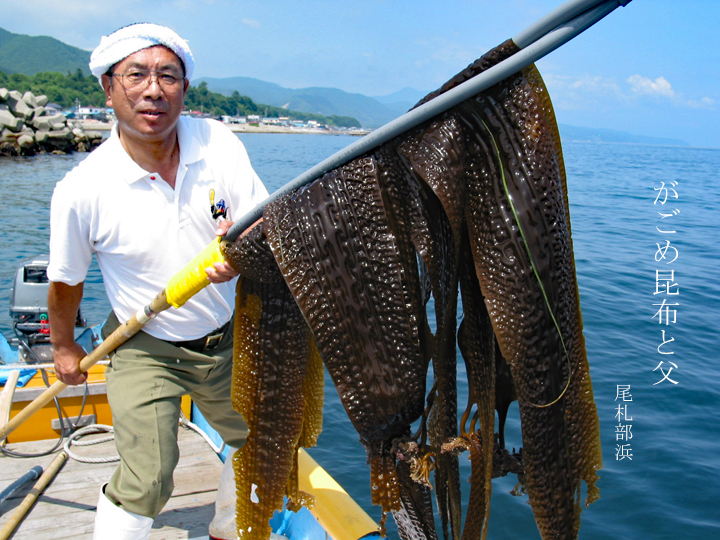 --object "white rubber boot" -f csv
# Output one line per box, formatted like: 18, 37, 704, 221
93, 485, 153, 540
208, 447, 239, 540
